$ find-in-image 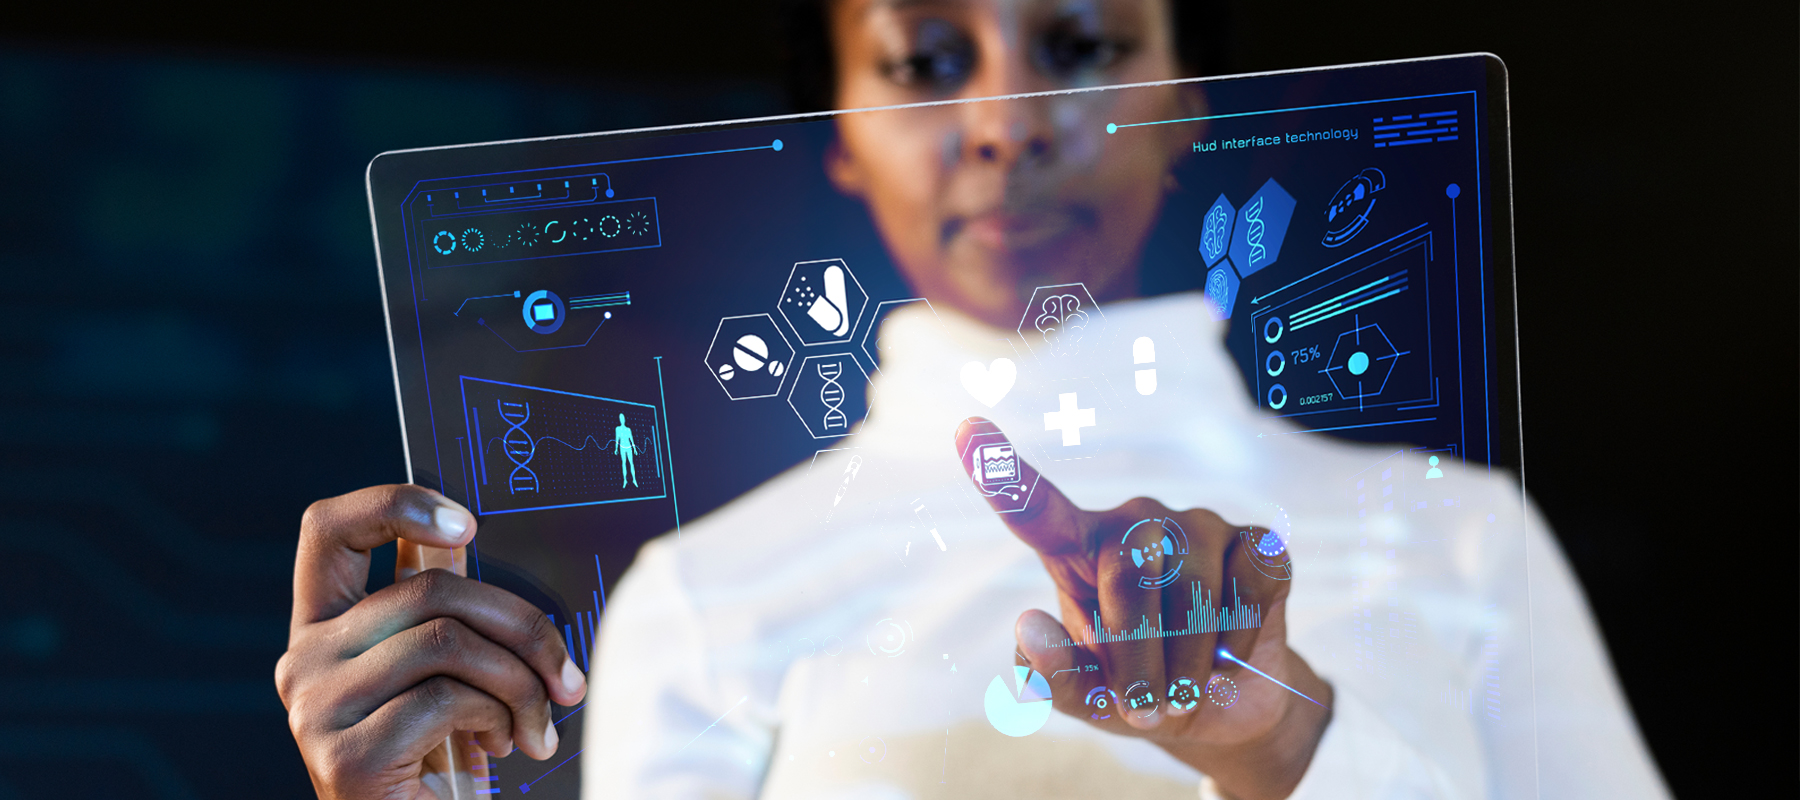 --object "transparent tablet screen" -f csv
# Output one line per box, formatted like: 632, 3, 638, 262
372, 55, 1531, 798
